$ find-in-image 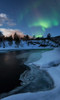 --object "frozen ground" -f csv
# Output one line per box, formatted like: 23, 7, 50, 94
0, 39, 59, 52
2, 47, 60, 100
